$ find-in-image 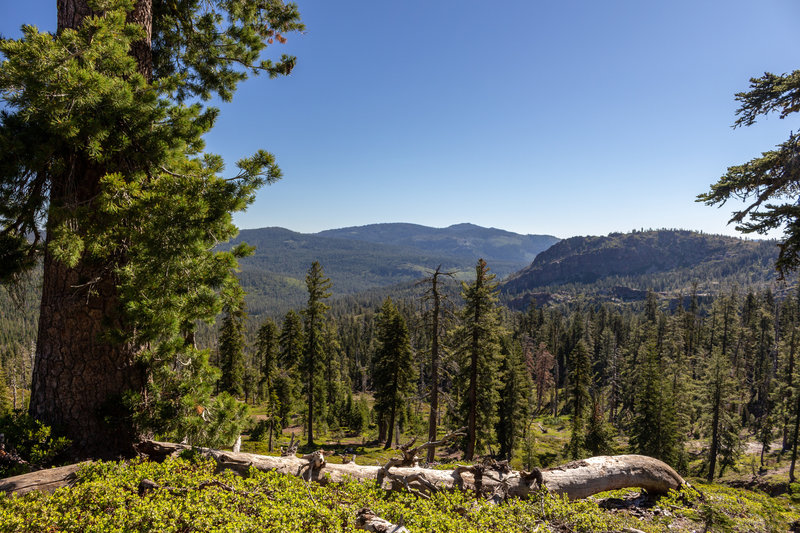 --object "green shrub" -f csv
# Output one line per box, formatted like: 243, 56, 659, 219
0, 410, 71, 476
